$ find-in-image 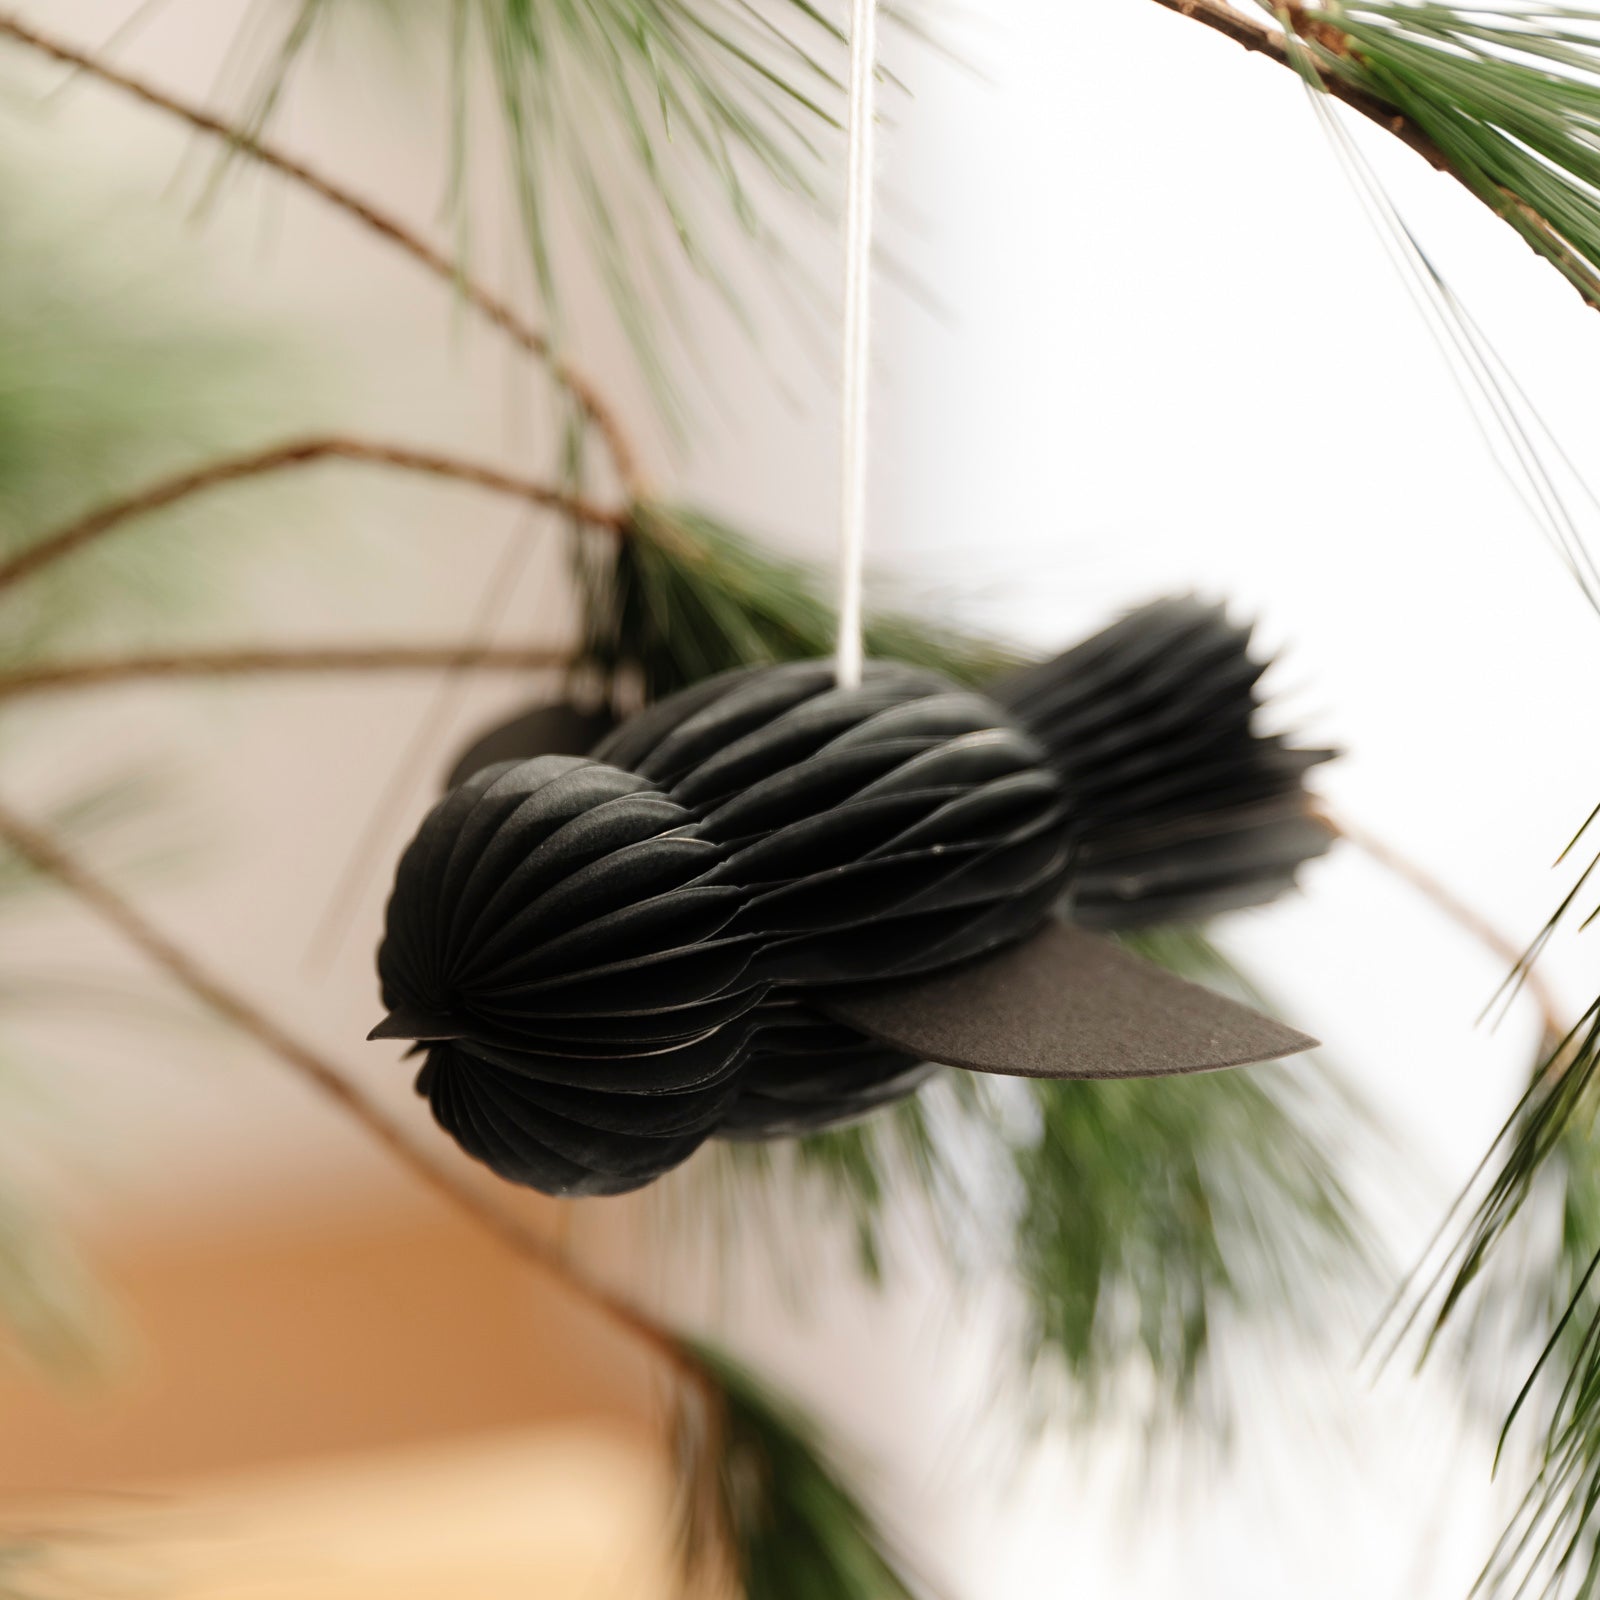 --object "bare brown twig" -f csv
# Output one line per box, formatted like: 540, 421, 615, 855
1325, 811, 1570, 1049
0, 644, 575, 700
1146, 0, 1600, 313
1147, 0, 1458, 169
0, 436, 628, 596
0, 10, 647, 491
0, 795, 702, 1387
